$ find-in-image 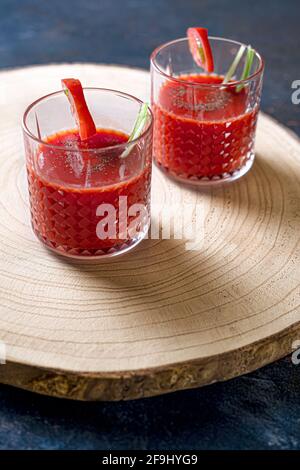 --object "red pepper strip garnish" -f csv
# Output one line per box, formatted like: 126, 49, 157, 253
187, 27, 214, 73
61, 78, 96, 141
